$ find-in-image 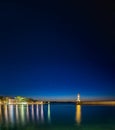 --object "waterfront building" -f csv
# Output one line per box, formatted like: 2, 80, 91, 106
8, 98, 16, 104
